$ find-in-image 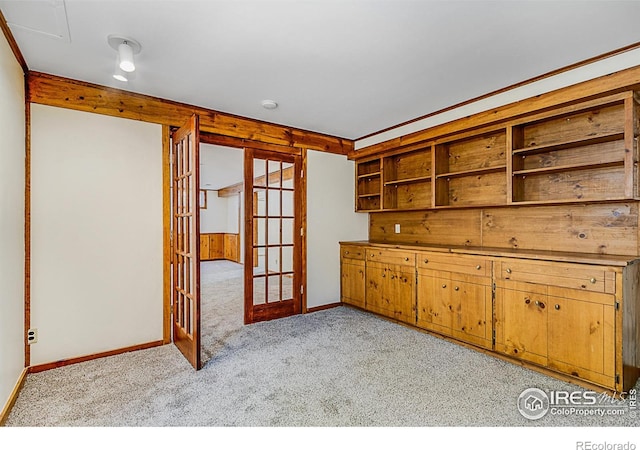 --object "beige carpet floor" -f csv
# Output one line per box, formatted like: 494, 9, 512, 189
4, 260, 640, 429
